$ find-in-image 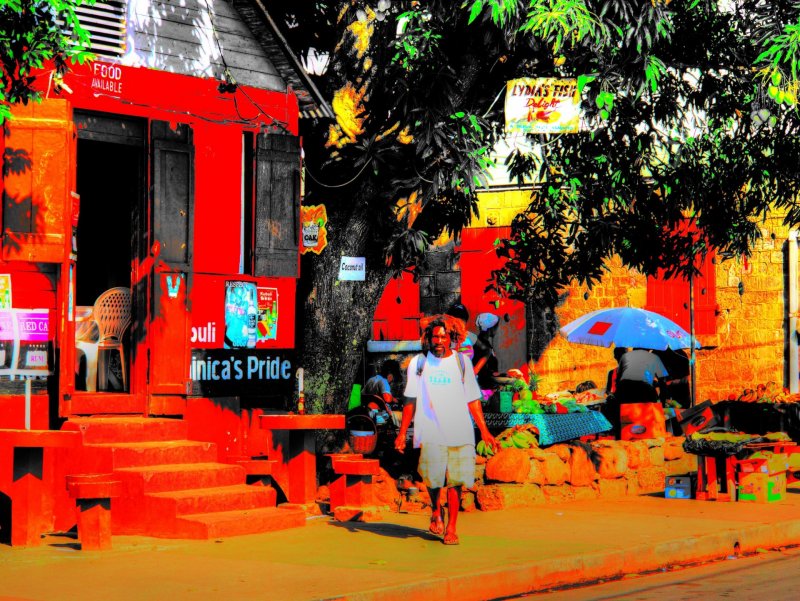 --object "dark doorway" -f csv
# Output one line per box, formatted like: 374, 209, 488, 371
75, 139, 140, 305
74, 135, 143, 393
